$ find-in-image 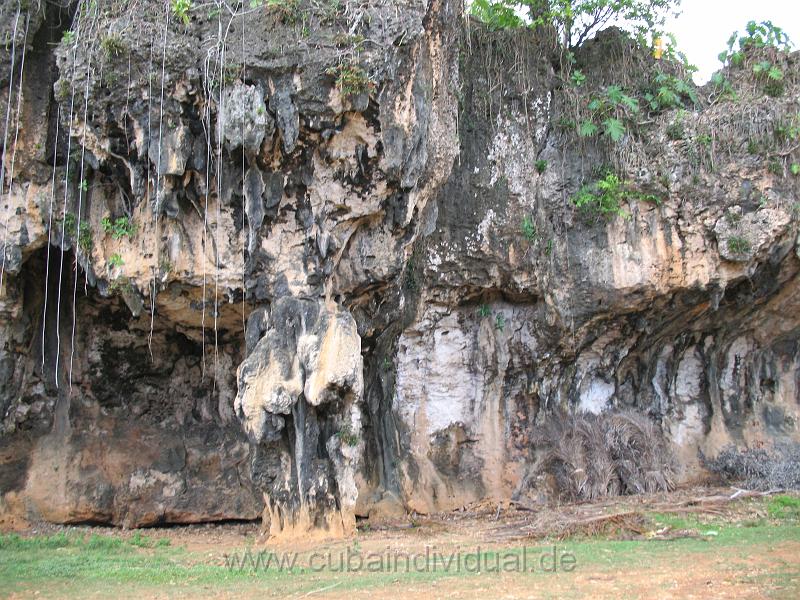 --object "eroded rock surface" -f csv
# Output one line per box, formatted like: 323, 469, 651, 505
236, 298, 363, 536
0, 1, 798, 532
